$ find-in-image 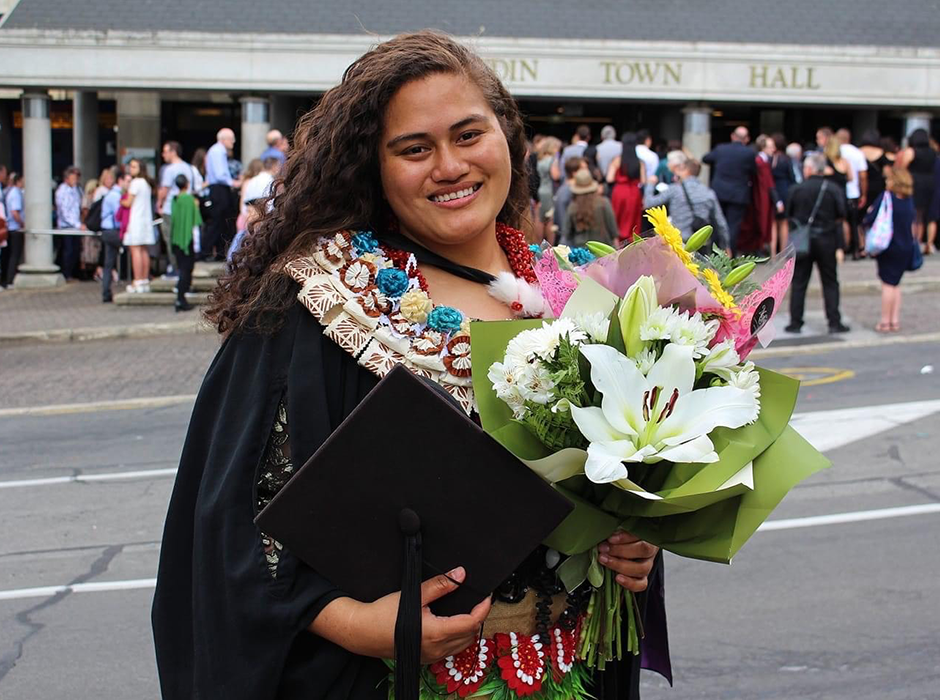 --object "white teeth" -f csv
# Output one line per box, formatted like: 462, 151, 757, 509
432, 185, 477, 203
